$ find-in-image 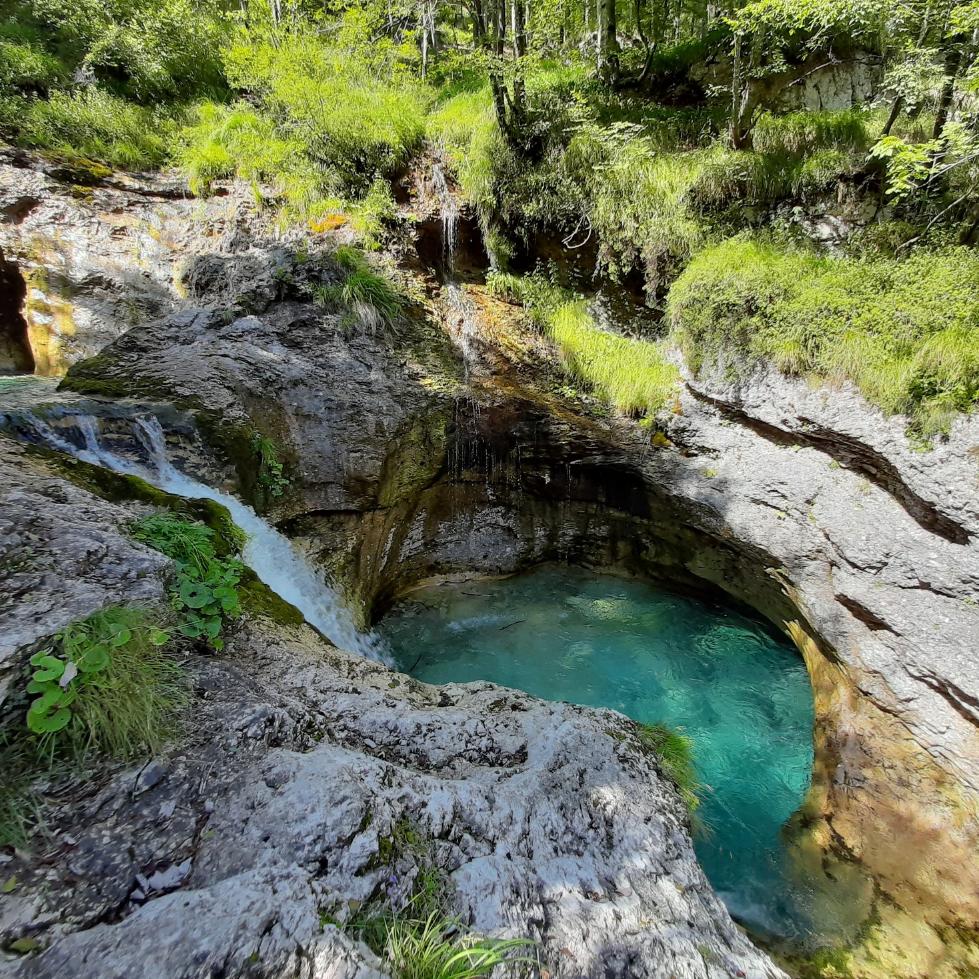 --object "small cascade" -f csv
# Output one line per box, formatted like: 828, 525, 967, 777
17, 411, 392, 664
431, 163, 459, 276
